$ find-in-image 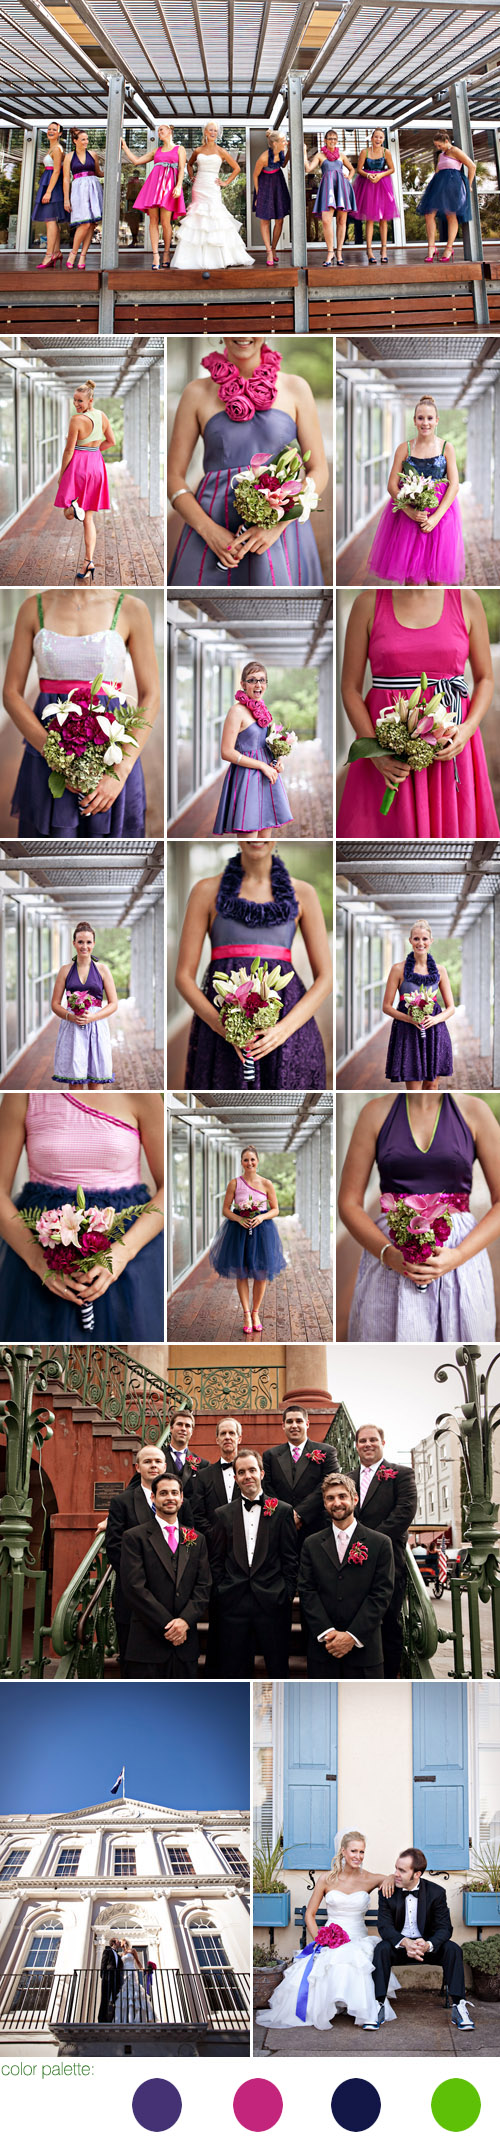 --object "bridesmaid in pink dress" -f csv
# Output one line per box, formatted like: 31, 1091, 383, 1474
337, 588, 498, 839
